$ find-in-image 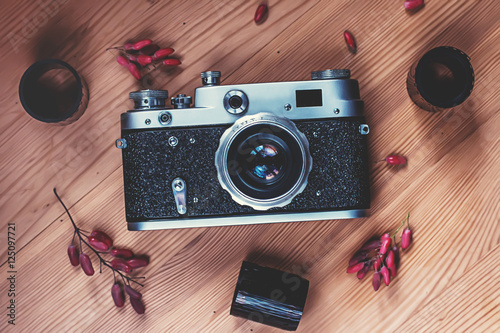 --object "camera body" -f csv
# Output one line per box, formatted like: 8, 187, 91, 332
117, 70, 370, 230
